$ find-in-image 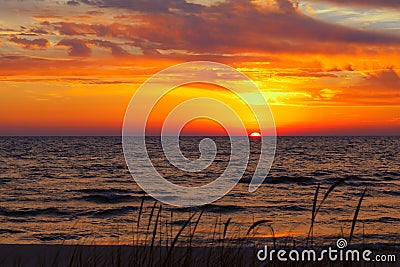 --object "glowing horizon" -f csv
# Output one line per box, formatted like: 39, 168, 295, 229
0, 0, 399, 136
